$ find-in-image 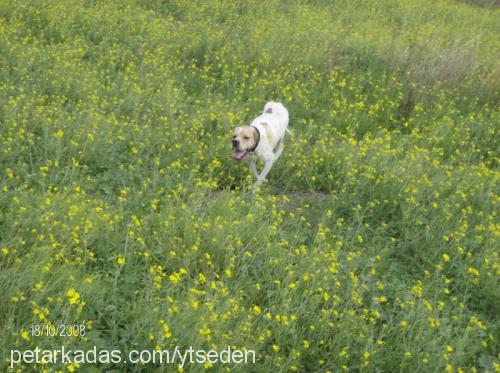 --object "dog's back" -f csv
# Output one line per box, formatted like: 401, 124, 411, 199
263, 102, 289, 129
251, 102, 289, 146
